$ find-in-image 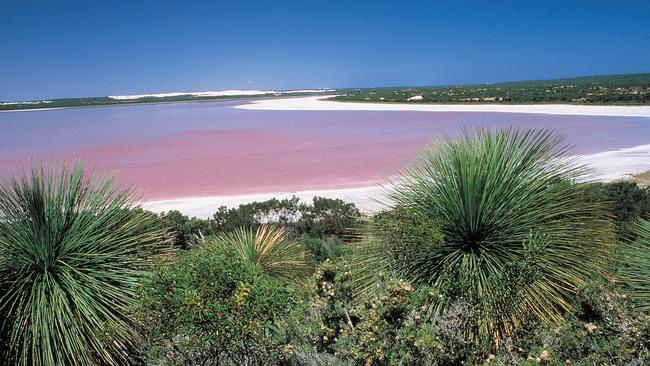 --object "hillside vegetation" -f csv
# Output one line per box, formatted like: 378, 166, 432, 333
3, 73, 649, 111
333, 73, 650, 105
0, 90, 335, 111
